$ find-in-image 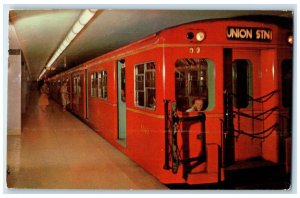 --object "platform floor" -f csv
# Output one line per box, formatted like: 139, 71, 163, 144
6, 90, 168, 190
